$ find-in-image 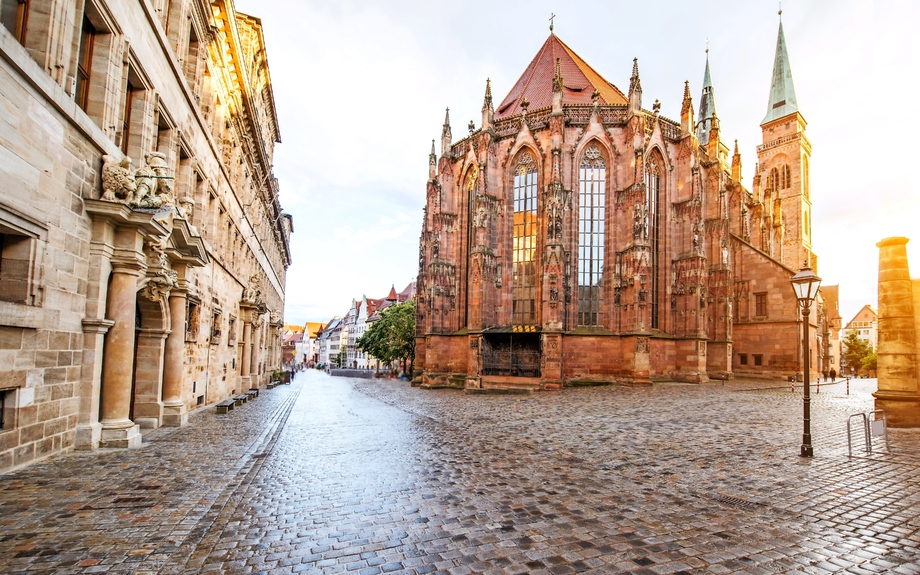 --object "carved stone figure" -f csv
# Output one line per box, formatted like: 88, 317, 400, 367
242, 274, 261, 304
132, 152, 174, 209
101, 155, 136, 202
